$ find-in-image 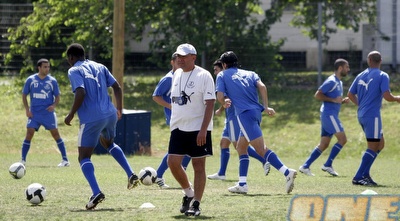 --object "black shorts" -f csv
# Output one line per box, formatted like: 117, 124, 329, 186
168, 128, 213, 158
